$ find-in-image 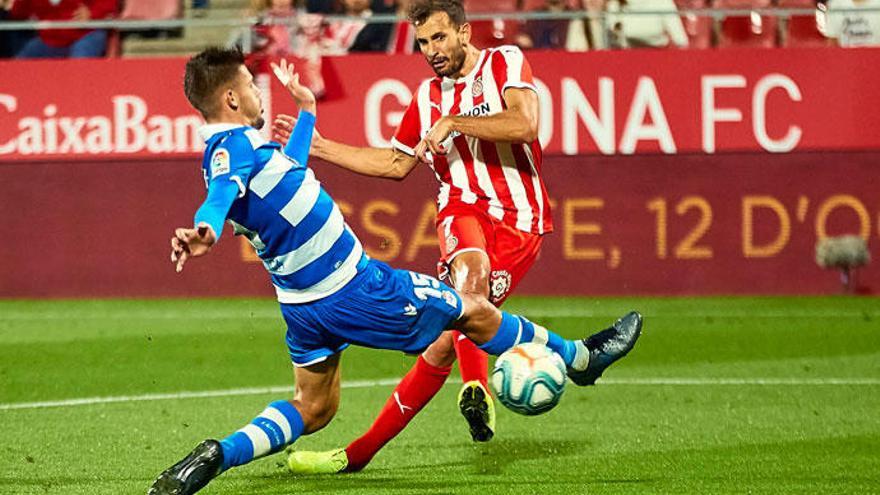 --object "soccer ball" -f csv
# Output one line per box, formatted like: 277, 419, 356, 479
491, 343, 566, 416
